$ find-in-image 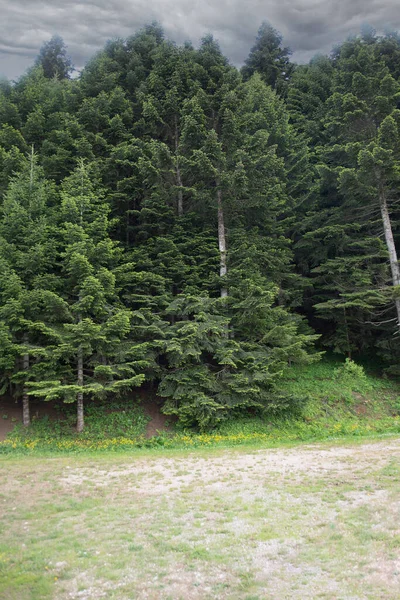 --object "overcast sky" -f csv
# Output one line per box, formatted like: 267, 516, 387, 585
1, 0, 400, 80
